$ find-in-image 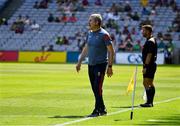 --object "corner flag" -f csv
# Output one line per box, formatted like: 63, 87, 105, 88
126, 69, 136, 94
126, 66, 138, 120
